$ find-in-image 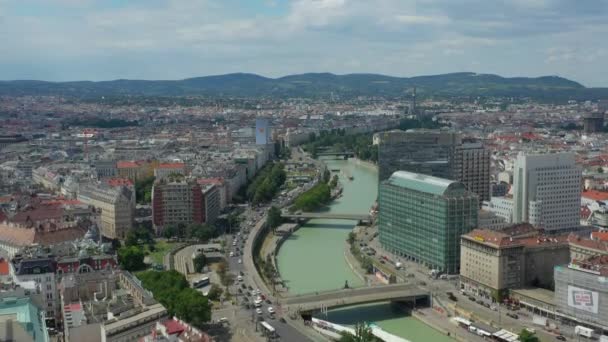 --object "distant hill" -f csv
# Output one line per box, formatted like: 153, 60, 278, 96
1, 72, 606, 101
